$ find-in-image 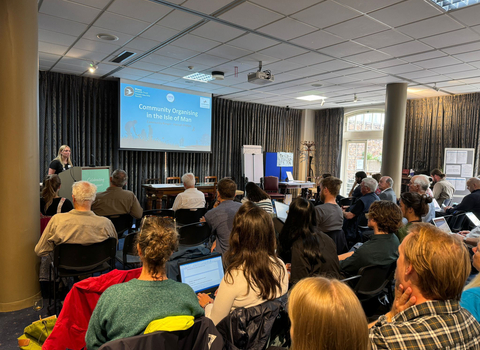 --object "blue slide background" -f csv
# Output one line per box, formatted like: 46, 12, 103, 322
120, 81, 212, 152
265, 152, 293, 182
